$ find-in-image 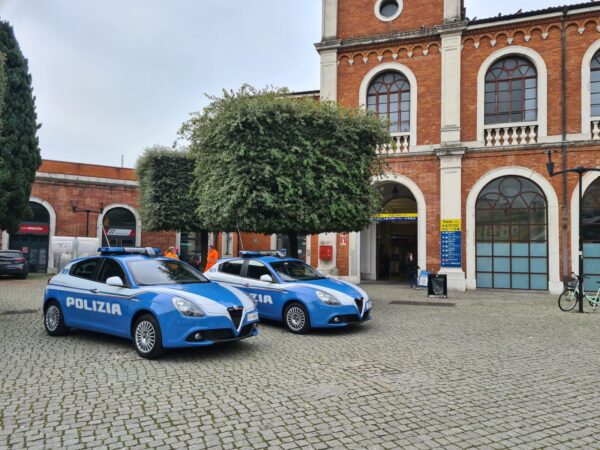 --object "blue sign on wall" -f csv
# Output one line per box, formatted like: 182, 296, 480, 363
441, 231, 462, 268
